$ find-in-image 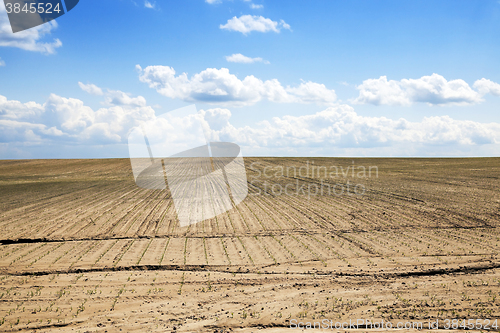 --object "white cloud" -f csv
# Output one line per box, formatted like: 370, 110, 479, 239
279, 19, 291, 30
201, 108, 232, 132
220, 15, 291, 34
0, 94, 44, 120
250, 4, 263, 9
225, 53, 269, 64
78, 82, 104, 96
200, 105, 500, 155
136, 65, 337, 107
473, 78, 500, 97
0, 57, 4, 66
205, 0, 221, 3
0, 2, 62, 54
0, 89, 155, 145
286, 81, 337, 105
144, 1, 155, 9
103, 90, 147, 107
354, 74, 484, 106
2, 91, 500, 157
